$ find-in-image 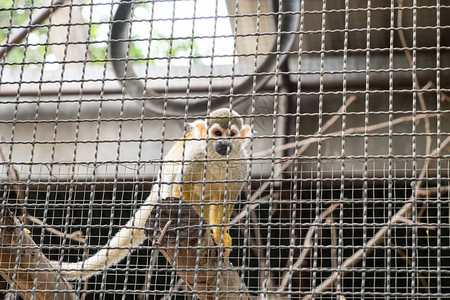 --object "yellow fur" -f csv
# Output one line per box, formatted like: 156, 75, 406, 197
166, 138, 244, 256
